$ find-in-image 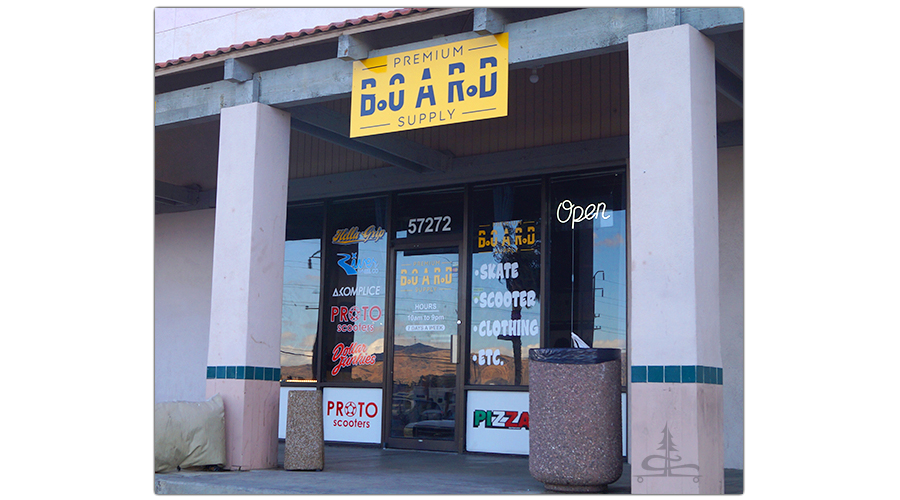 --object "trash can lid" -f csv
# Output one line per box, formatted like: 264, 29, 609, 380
529, 348, 621, 364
